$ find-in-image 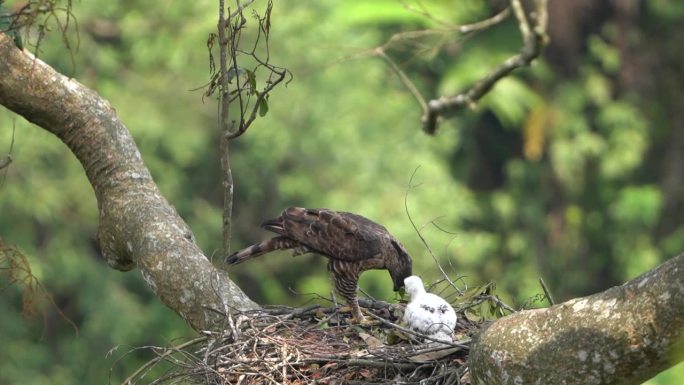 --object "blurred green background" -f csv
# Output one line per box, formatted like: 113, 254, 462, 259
1, 0, 682, 383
